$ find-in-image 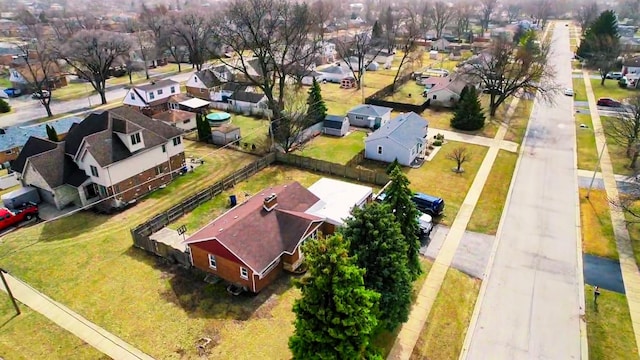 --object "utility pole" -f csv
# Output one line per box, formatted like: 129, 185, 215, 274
0, 268, 20, 316
586, 143, 607, 199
